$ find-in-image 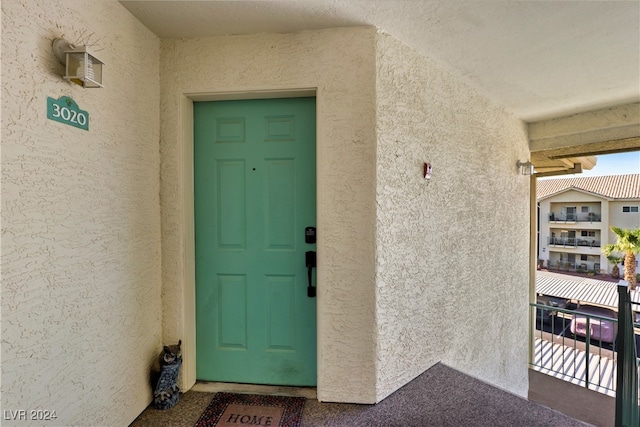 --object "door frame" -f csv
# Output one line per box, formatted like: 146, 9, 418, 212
177, 87, 319, 390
